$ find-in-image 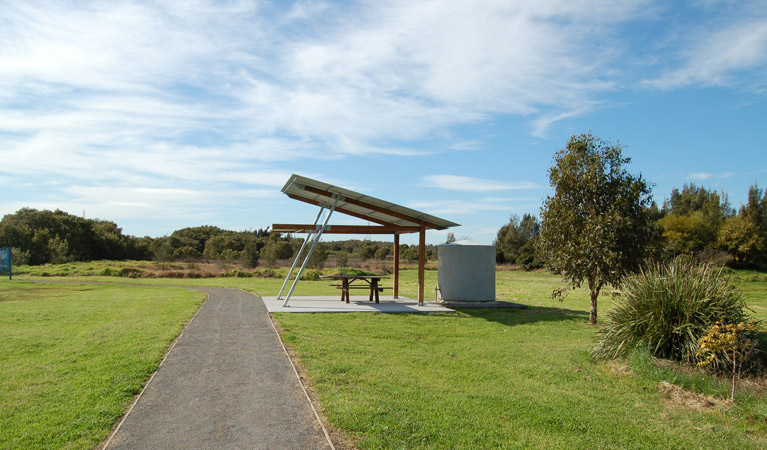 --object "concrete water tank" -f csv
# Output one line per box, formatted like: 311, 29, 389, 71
437, 240, 495, 302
